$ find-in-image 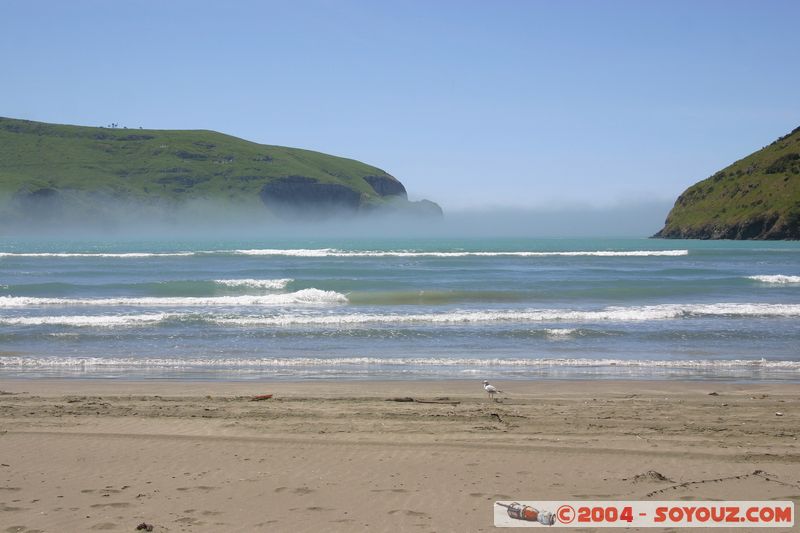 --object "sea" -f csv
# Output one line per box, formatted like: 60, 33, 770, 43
0, 237, 798, 381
